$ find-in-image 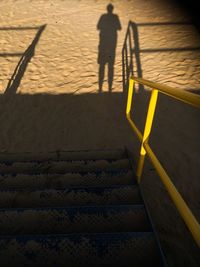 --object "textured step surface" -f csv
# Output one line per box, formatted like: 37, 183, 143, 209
0, 159, 130, 174
0, 149, 126, 162
0, 170, 135, 189
0, 232, 164, 267
0, 205, 150, 235
0, 149, 167, 267
0, 185, 142, 208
